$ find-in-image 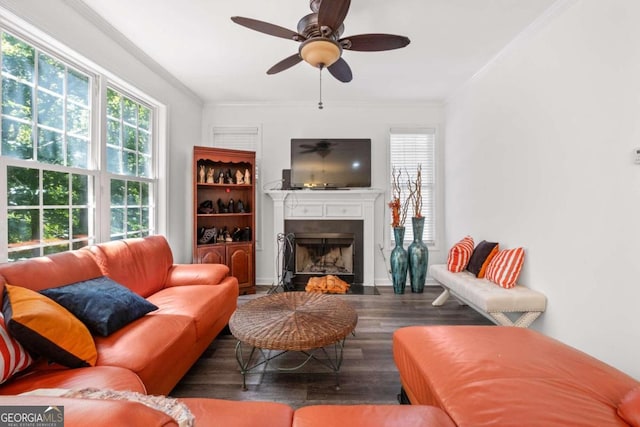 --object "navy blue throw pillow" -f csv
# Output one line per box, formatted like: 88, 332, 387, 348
41, 276, 158, 336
